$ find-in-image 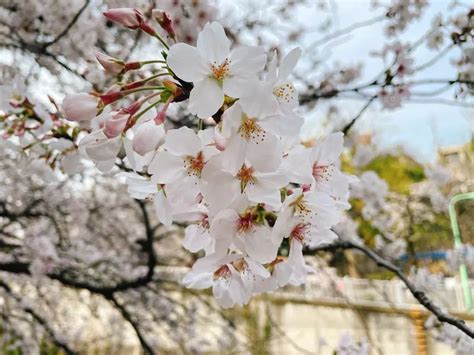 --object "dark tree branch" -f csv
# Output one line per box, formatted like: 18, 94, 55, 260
313, 239, 474, 338
44, 0, 91, 49
108, 294, 155, 355
341, 95, 377, 135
